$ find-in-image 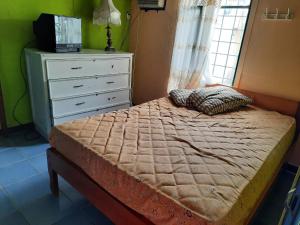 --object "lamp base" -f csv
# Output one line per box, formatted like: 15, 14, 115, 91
105, 46, 116, 52
105, 24, 116, 52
